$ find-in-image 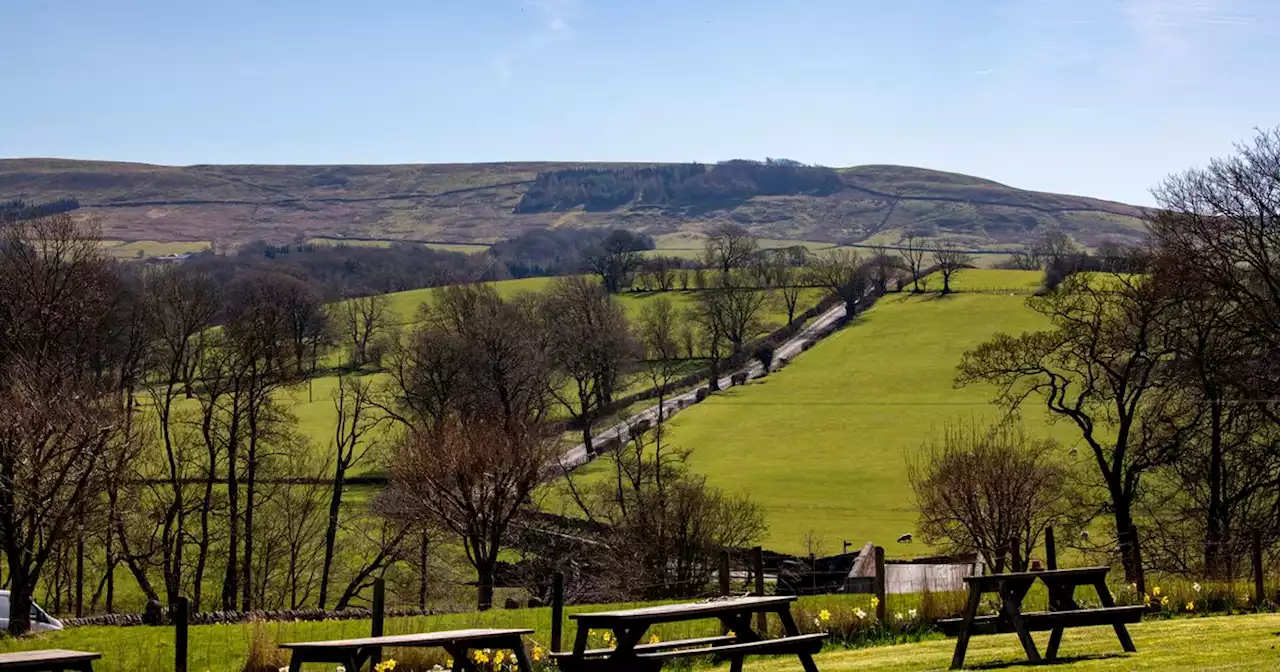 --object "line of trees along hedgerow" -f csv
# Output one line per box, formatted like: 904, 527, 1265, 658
513, 158, 844, 212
